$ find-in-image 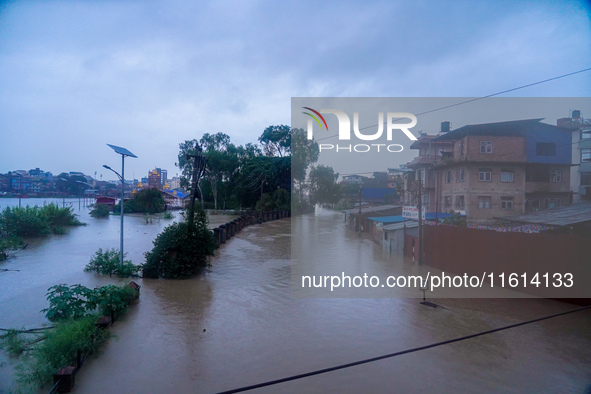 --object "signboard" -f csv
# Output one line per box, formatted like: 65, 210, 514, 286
402, 206, 425, 220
